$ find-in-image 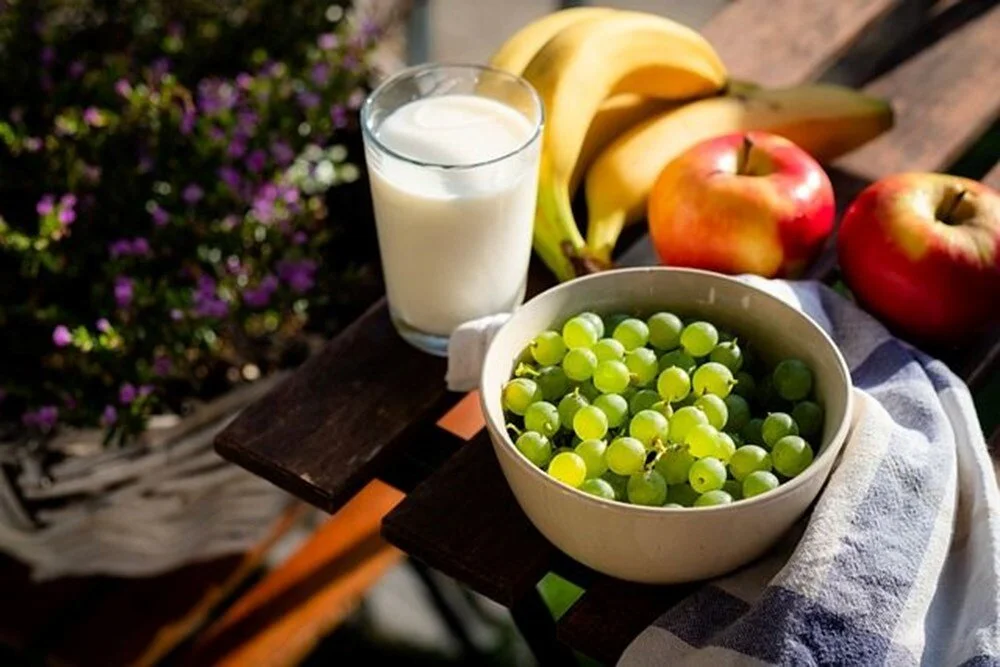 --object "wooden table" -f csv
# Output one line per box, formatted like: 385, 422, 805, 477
216, 1, 1000, 663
